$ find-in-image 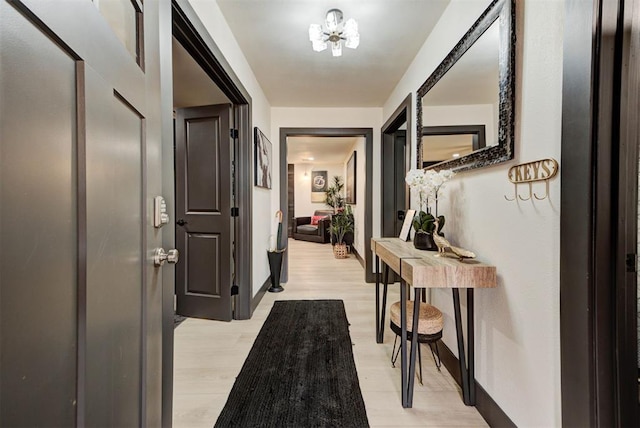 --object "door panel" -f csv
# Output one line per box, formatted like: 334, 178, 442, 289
381, 129, 407, 283
382, 133, 396, 238
288, 164, 295, 237
382, 130, 407, 236
393, 131, 407, 235
19, 0, 146, 107
0, 0, 165, 425
175, 105, 233, 321
0, 3, 78, 425
85, 65, 144, 427
187, 233, 221, 295
186, 118, 221, 211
